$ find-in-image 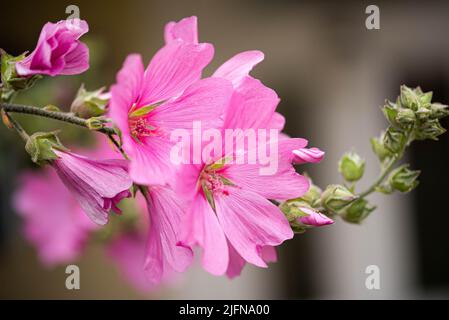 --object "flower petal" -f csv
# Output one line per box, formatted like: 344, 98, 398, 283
180, 193, 229, 275
215, 188, 293, 267
164, 16, 198, 44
